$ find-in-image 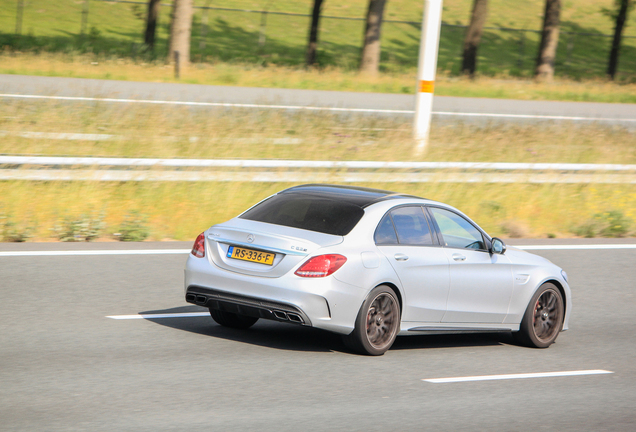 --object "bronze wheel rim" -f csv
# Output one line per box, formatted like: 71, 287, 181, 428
532, 289, 562, 343
365, 292, 399, 350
